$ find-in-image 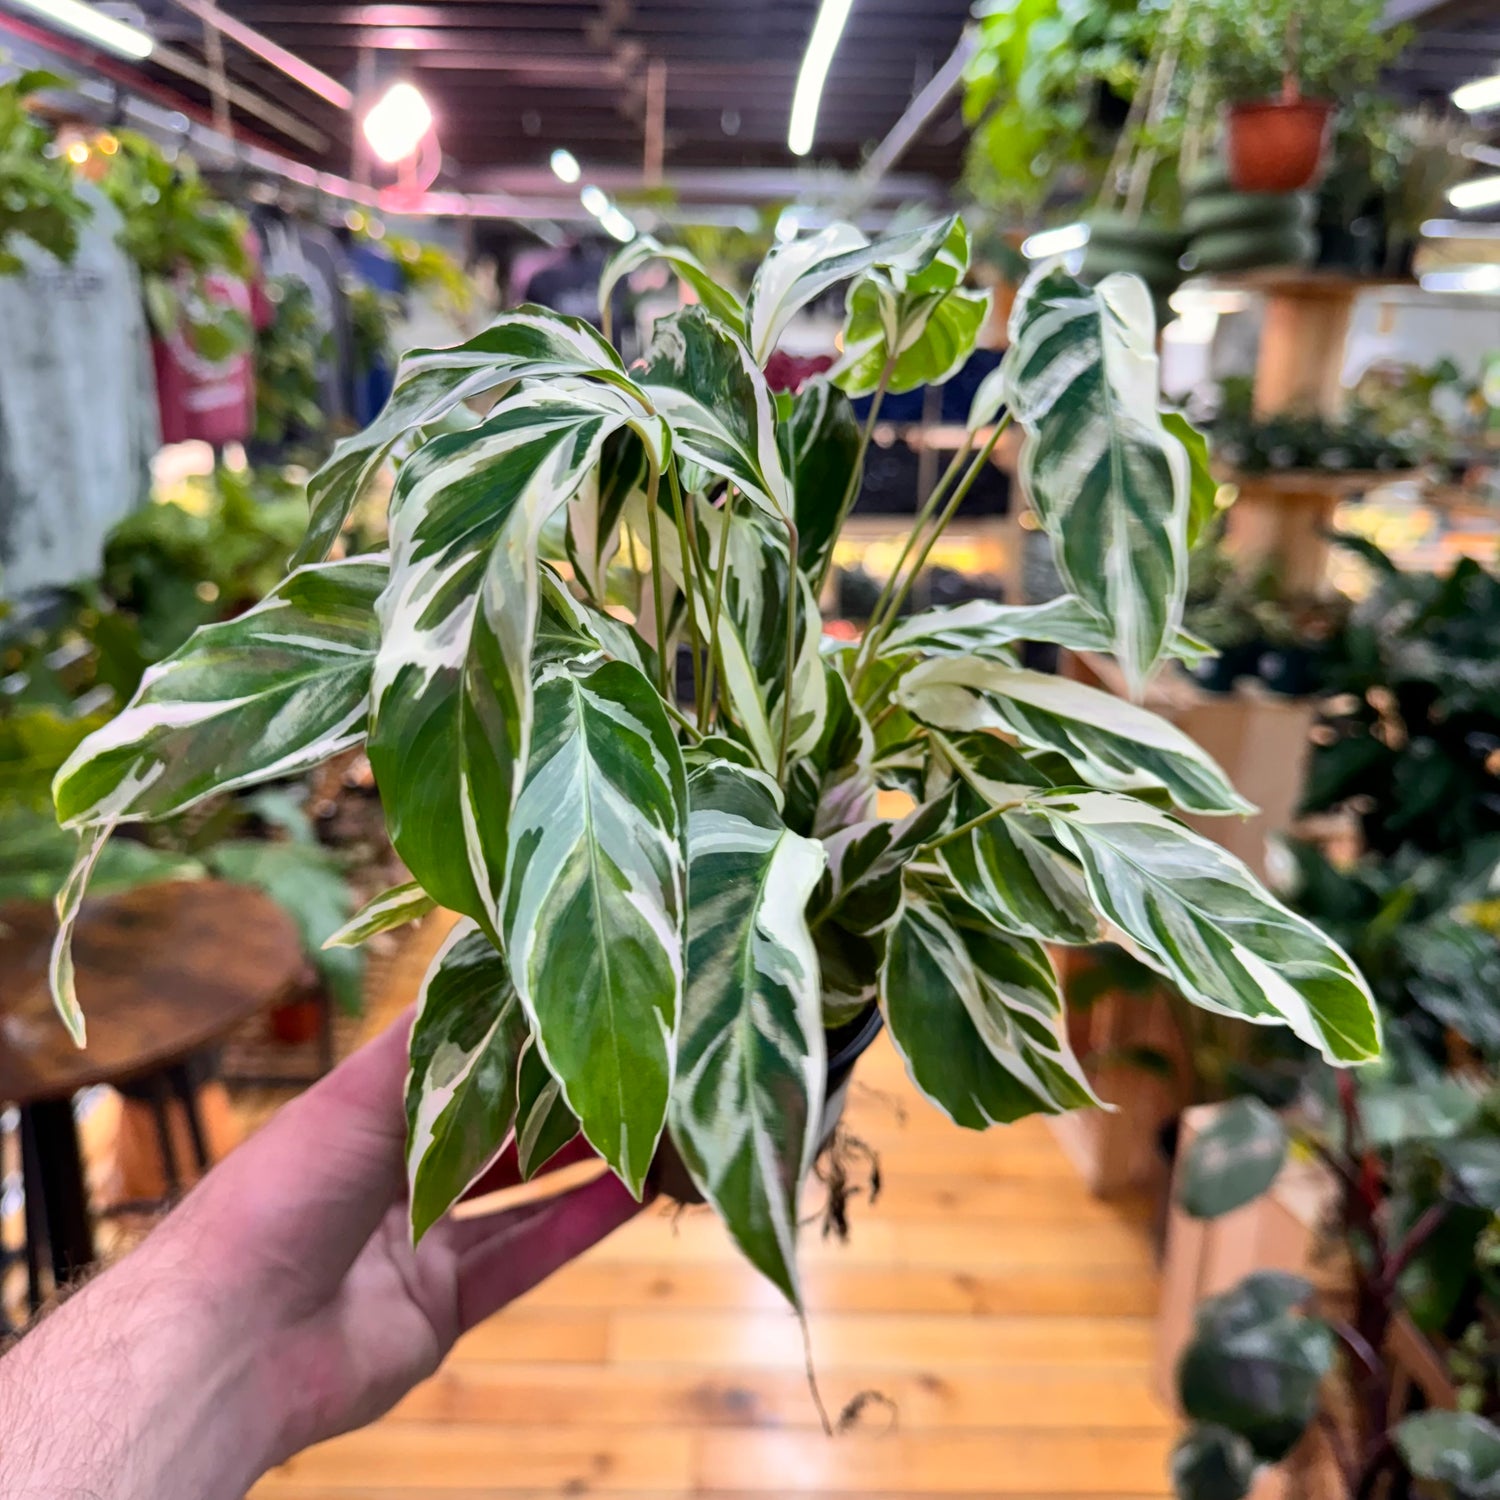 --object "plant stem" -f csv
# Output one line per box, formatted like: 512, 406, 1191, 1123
666, 463, 704, 715
815, 359, 896, 596
698, 486, 736, 732
777, 516, 800, 783
855, 414, 1011, 690
643, 466, 671, 703
1380, 1200, 1449, 1293
924, 797, 1026, 853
